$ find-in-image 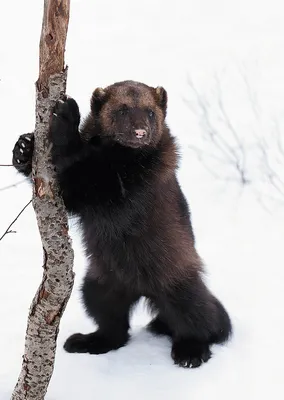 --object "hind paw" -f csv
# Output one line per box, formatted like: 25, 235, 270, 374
64, 330, 129, 355
171, 338, 212, 368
